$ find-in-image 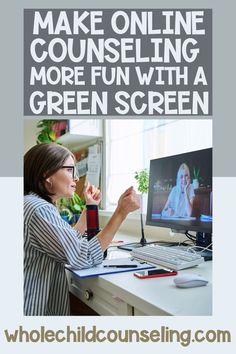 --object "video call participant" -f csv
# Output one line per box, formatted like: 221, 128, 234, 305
161, 163, 195, 218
